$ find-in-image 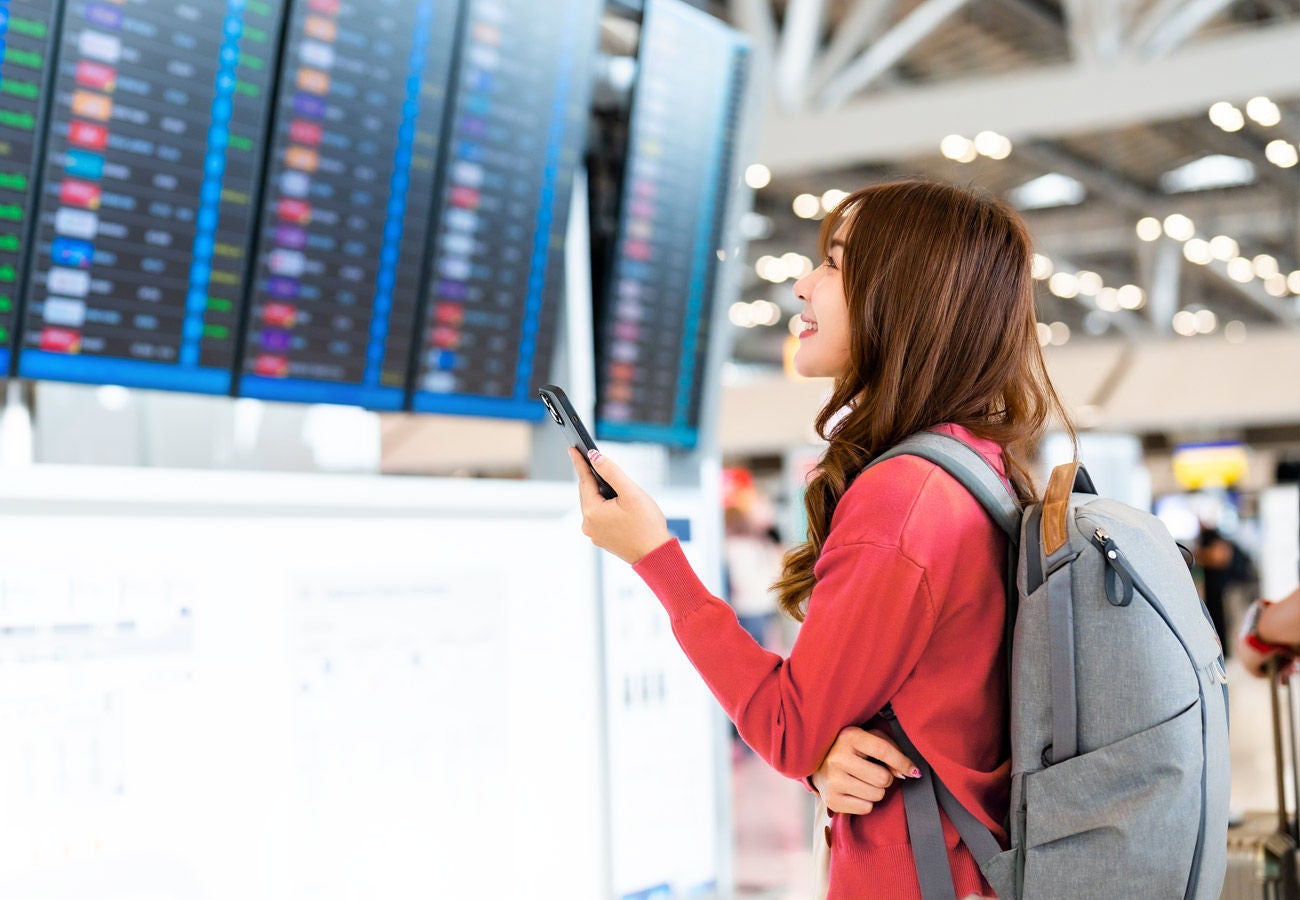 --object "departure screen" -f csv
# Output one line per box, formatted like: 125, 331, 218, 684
0, 0, 62, 373
19, 0, 284, 394
407, 0, 600, 419
237, 0, 461, 409
595, 0, 749, 448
